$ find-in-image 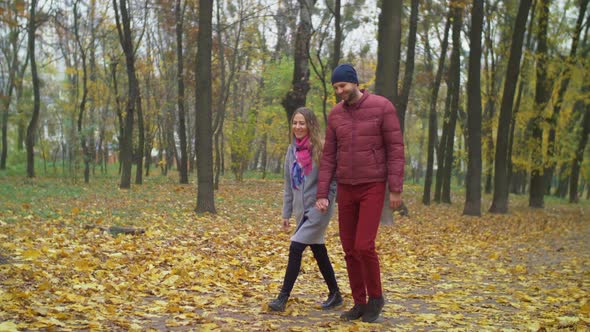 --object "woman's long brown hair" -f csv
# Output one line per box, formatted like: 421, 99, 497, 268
291, 107, 323, 165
